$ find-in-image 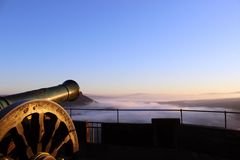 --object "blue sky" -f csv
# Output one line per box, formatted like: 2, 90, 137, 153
0, 0, 240, 96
